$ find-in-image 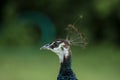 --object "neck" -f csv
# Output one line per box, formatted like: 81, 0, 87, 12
57, 53, 78, 80
59, 55, 72, 72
